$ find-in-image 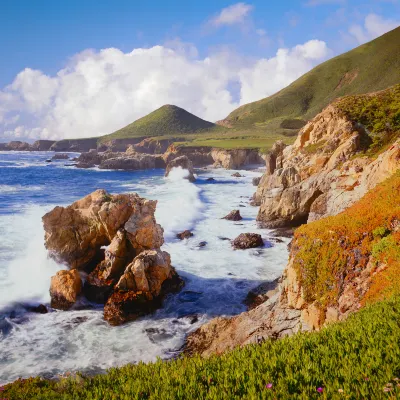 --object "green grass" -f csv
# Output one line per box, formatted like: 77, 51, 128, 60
3, 296, 400, 399
99, 105, 219, 144
225, 27, 400, 129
